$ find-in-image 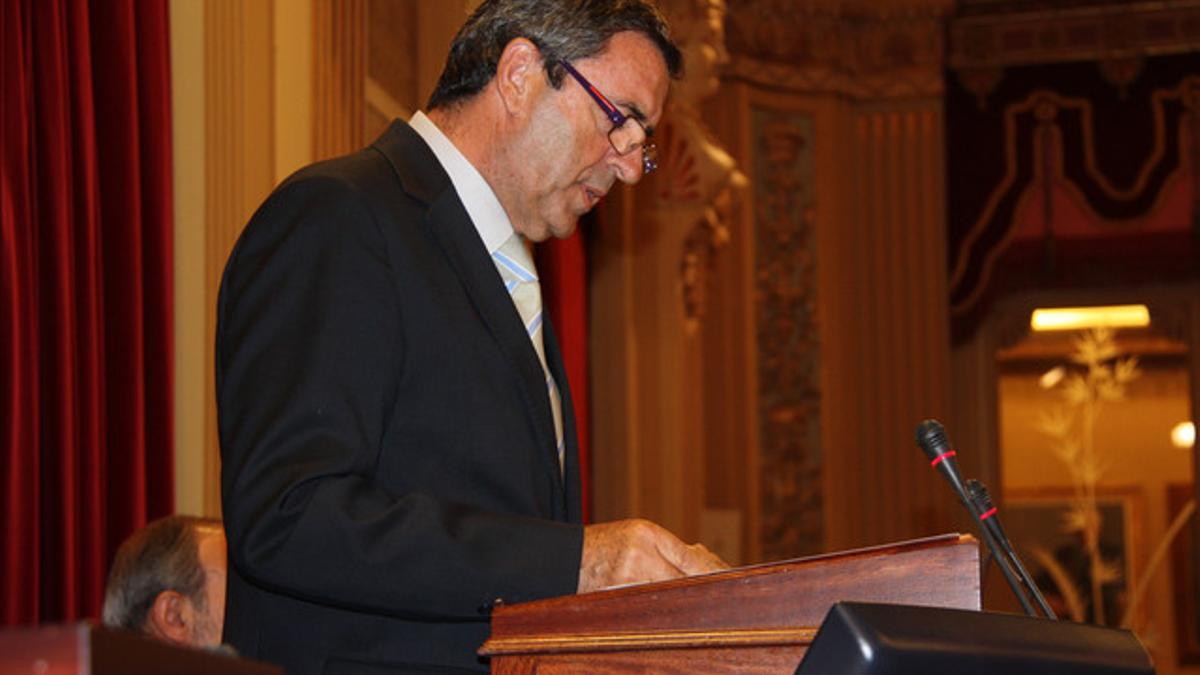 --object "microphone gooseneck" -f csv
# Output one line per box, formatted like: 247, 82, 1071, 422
966, 479, 1057, 619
